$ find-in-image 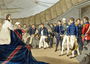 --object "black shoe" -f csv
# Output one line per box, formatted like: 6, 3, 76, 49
44, 48, 46, 49
55, 49, 57, 52
67, 53, 71, 56
59, 54, 64, 56
67, 54, 70, 56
